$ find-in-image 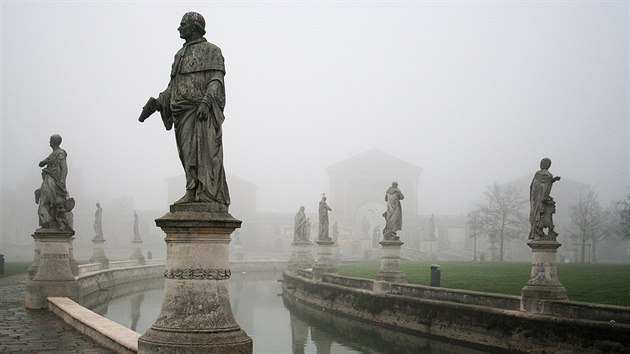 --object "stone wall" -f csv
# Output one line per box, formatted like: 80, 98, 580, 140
282, 270, 630, 353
